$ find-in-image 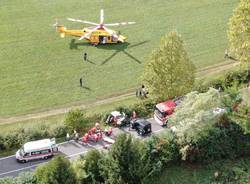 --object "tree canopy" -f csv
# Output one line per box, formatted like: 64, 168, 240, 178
228, 0, 250, 63
142, 31, 195, 100
35, 156, 77, 184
